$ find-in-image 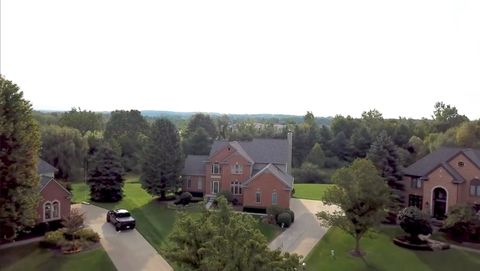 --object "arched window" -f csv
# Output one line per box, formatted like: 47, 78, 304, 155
52, 201, 60, 219
44, 202, 52, 221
